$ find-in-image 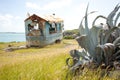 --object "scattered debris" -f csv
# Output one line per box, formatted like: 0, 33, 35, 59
4, 45, 27, 52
